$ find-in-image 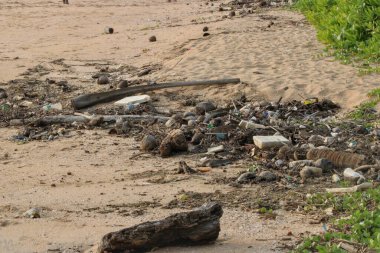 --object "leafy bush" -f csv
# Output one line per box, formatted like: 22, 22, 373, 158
293, 187, 380, 252
294, 0, 380, 64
